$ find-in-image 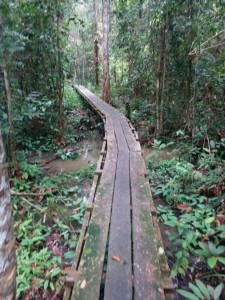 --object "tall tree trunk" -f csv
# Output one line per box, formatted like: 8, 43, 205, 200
93, 0, 99, 87
186, 0, 194, 132
156, 17, 167, 137
94, 39, 100, 87
102, 0, 110, 103
57, 0, 63, 141
0, 129, 16, 299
